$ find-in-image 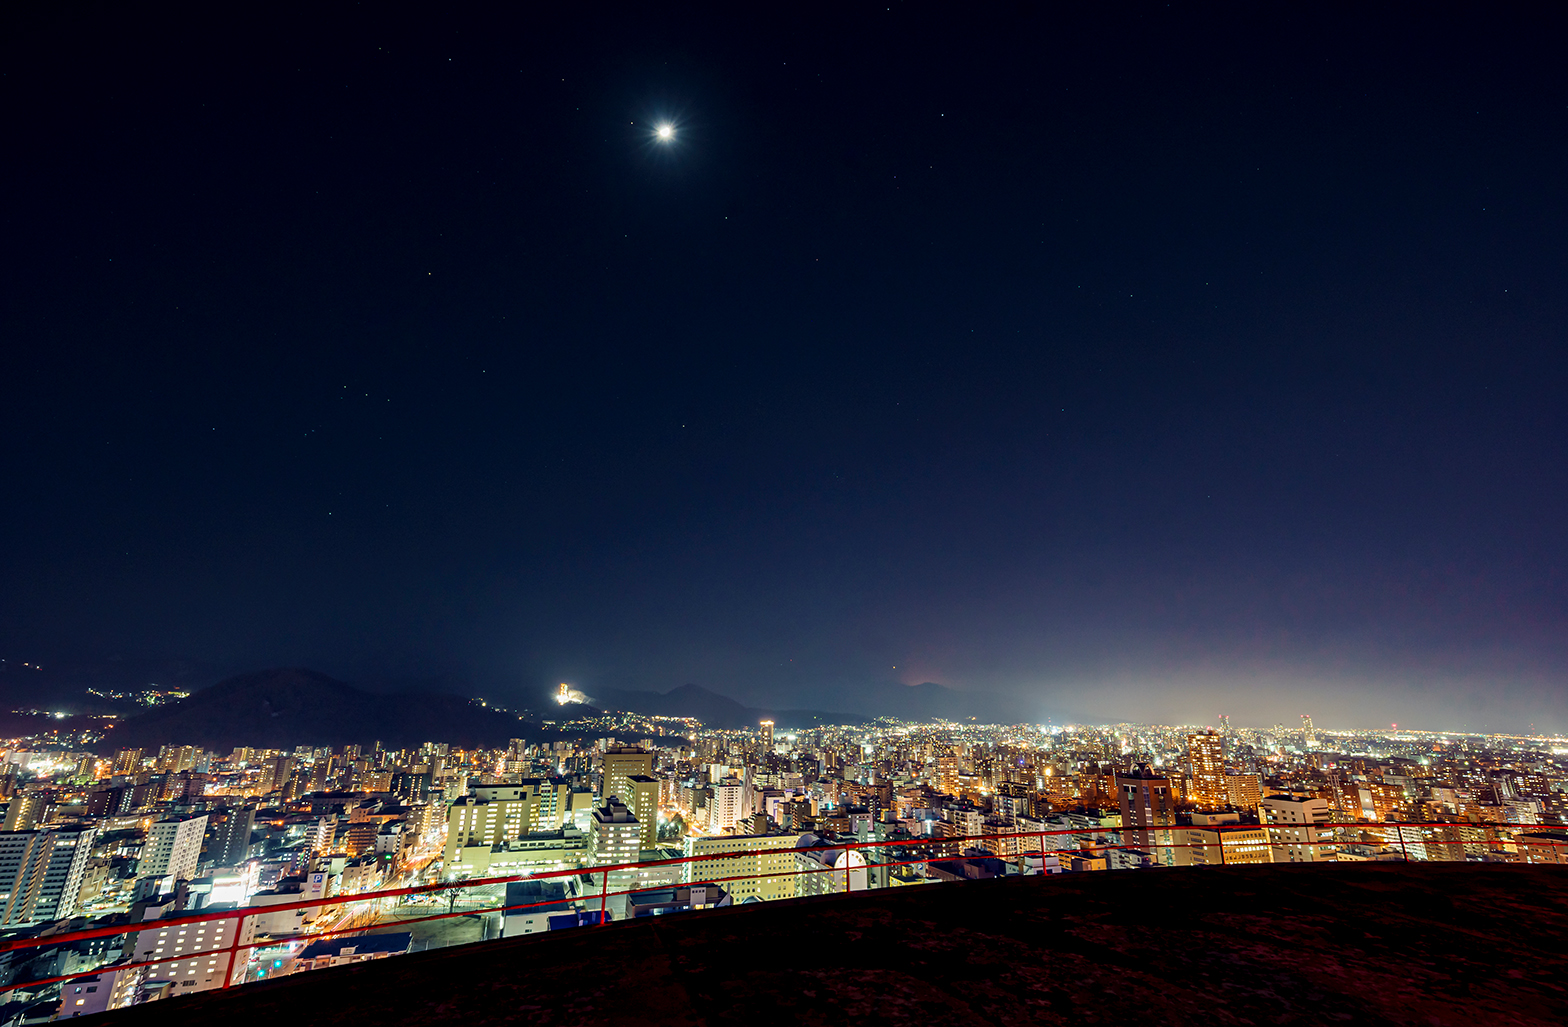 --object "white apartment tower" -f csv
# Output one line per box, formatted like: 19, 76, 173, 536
0, 828, 97, 925
138, 815, 208, 882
